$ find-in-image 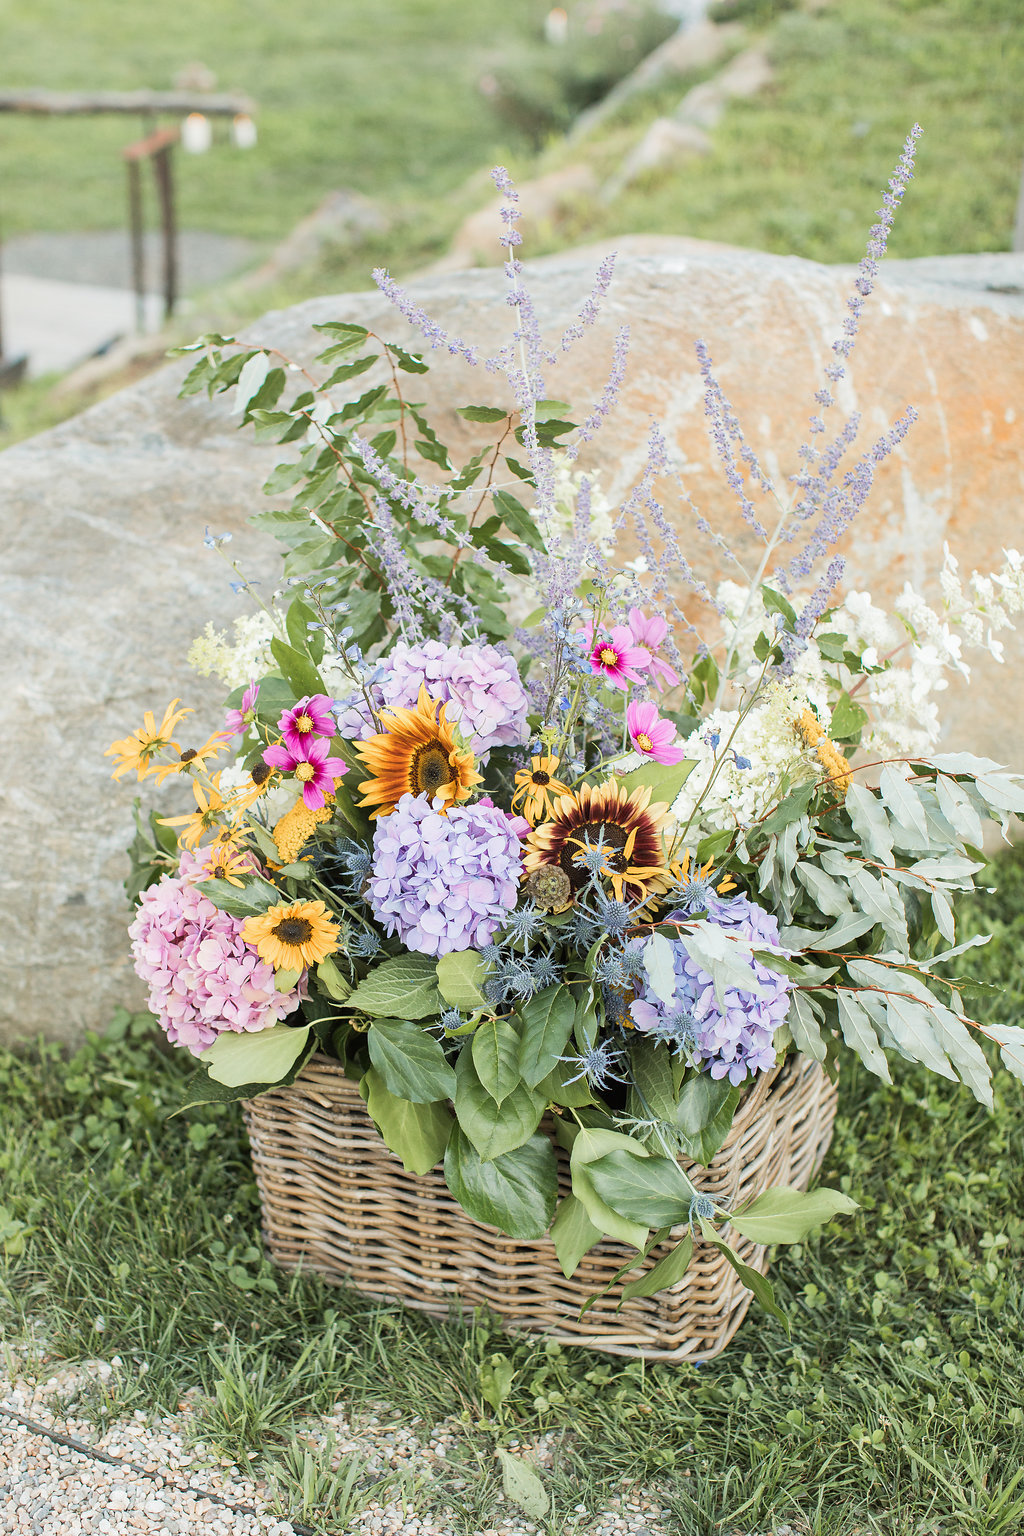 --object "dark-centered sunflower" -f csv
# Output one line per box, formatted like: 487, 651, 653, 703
524, 779, 673, 905
353, 684, 482, 818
